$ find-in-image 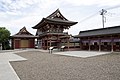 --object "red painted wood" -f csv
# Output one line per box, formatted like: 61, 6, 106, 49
29, 39, 35, 48
15, 39, 20, 49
